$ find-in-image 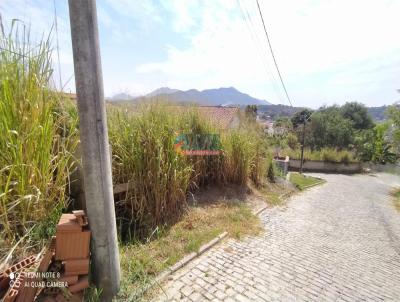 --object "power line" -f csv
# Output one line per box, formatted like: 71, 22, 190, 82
255, 0, 293, 107
236, 0, 286, 105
